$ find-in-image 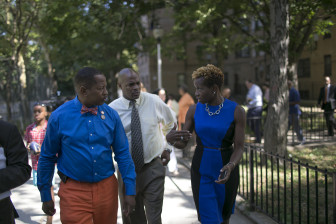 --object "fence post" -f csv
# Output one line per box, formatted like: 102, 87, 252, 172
249, 146, 255, 211
291, 114, 295, 146
333, 172, 336, 224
